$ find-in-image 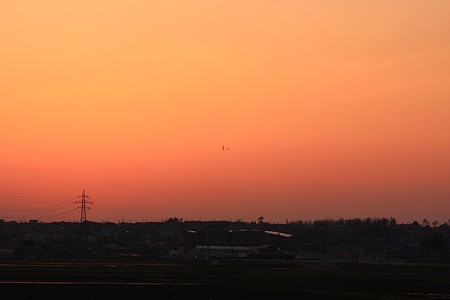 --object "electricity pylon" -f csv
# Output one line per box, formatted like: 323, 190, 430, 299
76, 189, 92, 243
